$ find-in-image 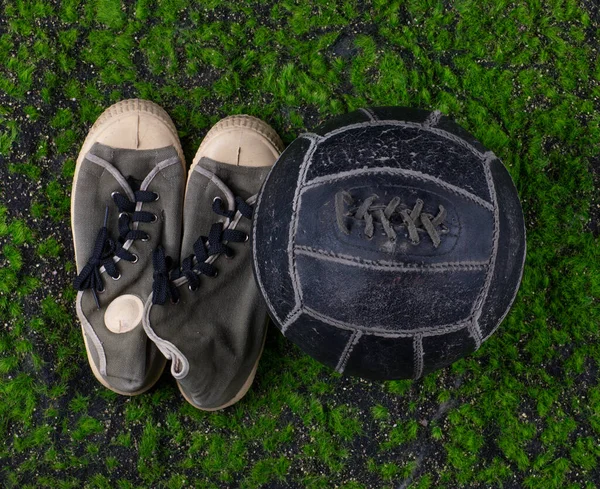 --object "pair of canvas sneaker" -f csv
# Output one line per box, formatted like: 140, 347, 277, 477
71, 99, 283, 410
